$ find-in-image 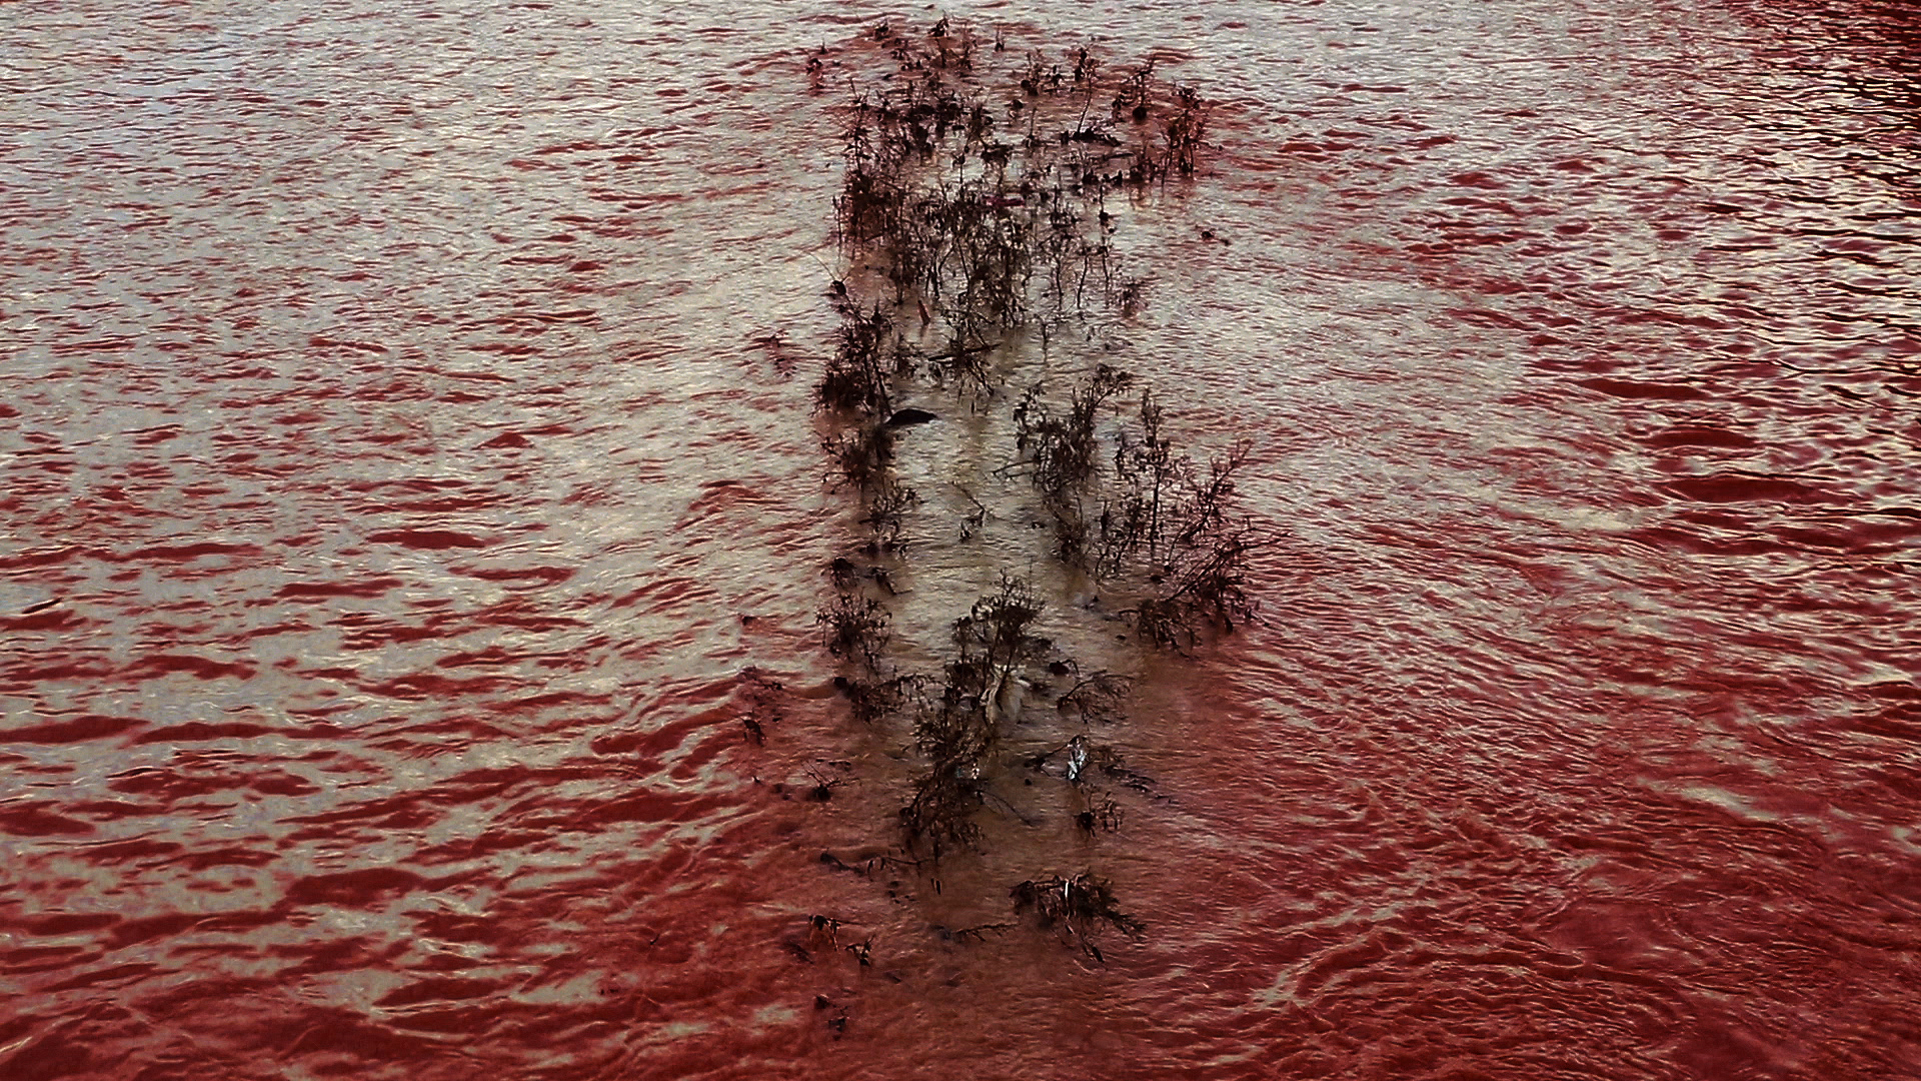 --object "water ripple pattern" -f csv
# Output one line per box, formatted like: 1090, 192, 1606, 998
1, 0, 1916, 1078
